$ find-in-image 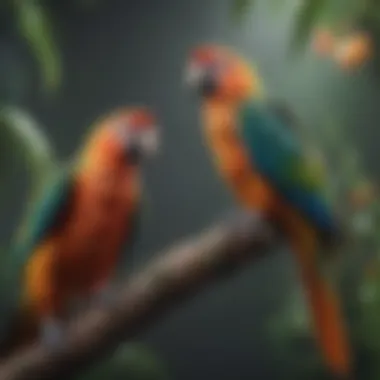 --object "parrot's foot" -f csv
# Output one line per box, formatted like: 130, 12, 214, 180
223, 208, 275, 241
40, 317, 66, 350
